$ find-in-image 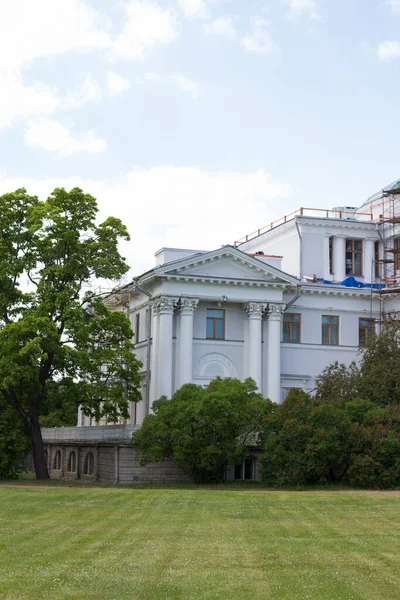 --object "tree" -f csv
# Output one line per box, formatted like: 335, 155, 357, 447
314, 361, 361, 402
0, 188, 143, 479
358, 322, 400, 406
0, 399, 31, 480
132, 378, 271, 484
260, 390, 400, 489
260, 390, 354, 485
314, 323, 400, 407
